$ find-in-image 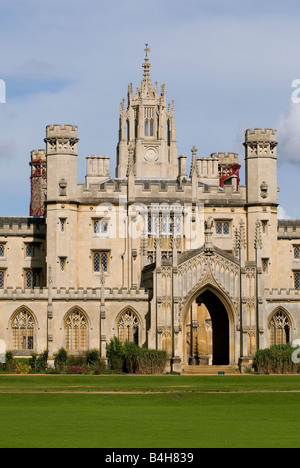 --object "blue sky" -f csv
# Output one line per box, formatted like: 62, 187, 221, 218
0, 0, 300, 218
